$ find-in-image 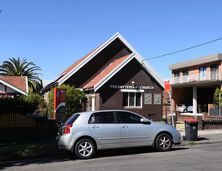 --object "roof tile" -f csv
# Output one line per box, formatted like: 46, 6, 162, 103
0, 76, 27, 93
59, 47, 99, 79
81, 55, 129, 89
